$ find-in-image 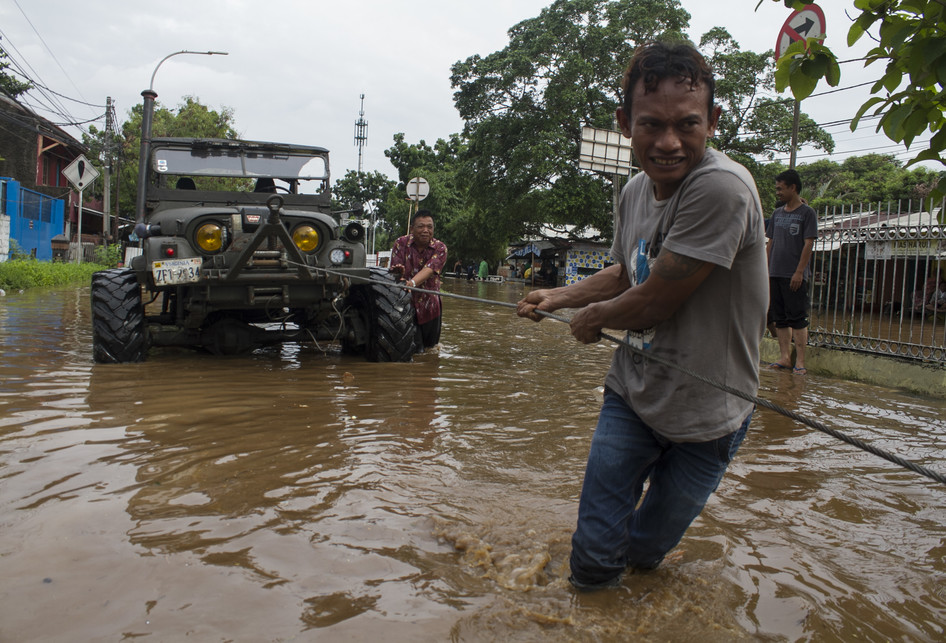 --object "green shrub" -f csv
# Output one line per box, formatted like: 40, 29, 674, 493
0, 258, 105, 291
8, 238, 32, 261
93, 244, 123, 268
